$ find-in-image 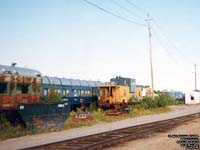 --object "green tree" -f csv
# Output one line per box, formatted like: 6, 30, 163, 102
44, 85, 62, 104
